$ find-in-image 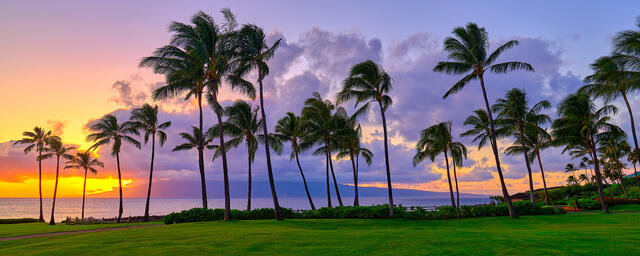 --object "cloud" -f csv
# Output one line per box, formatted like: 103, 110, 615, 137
46, 120, 69, 136
110, 80, 148, 108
